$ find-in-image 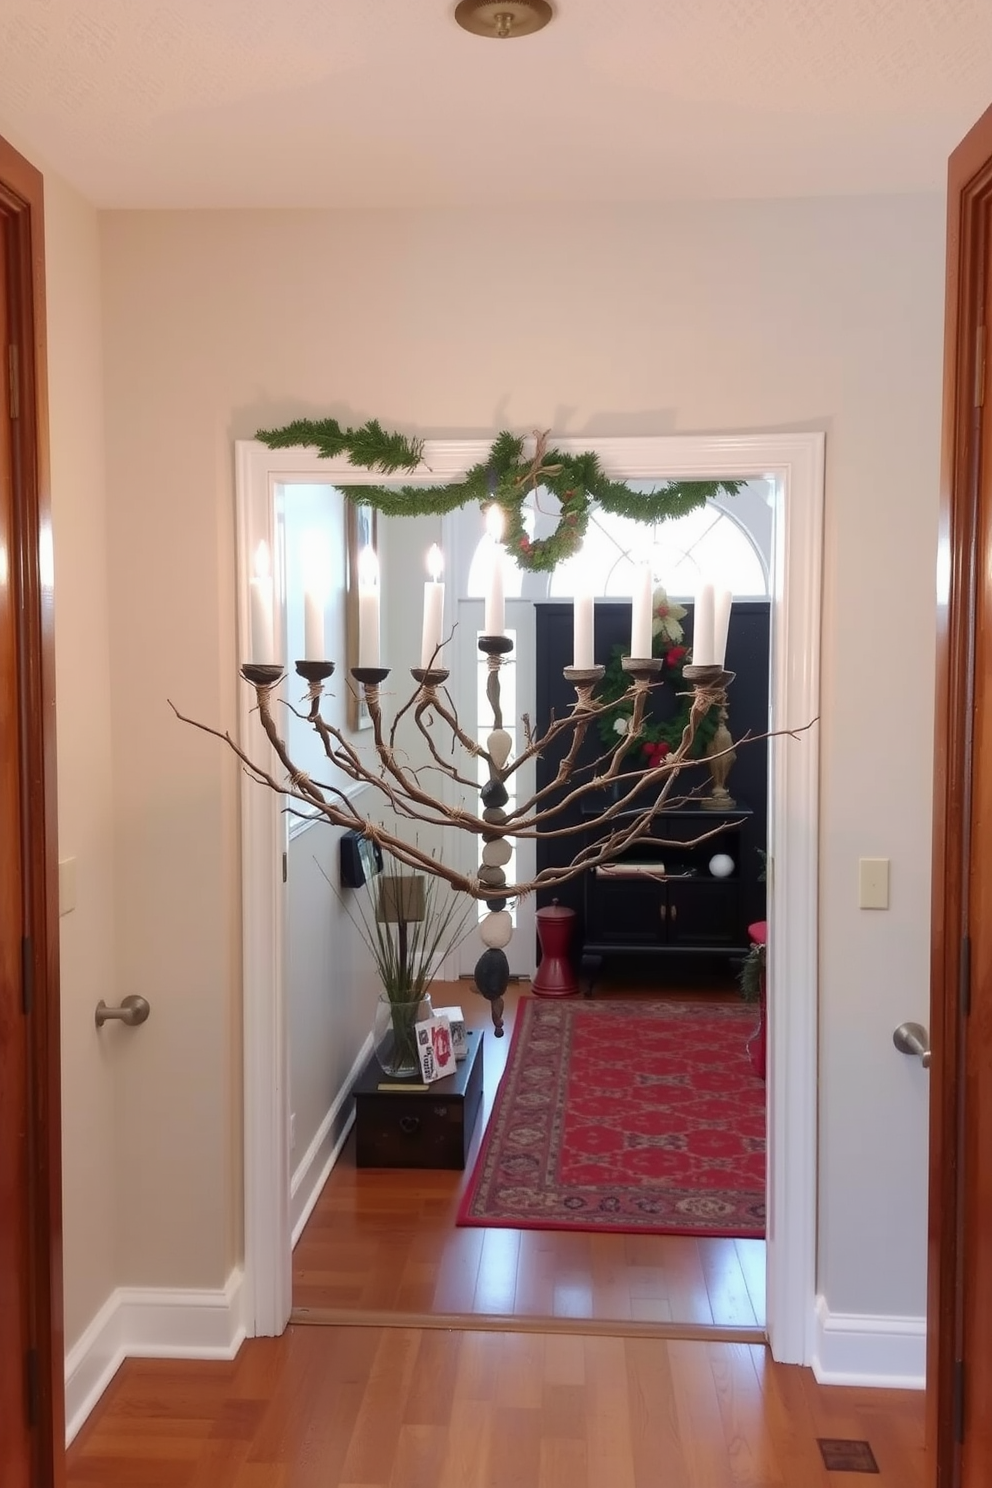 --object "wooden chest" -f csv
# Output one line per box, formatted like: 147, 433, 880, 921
352, 1028, 484, 1169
